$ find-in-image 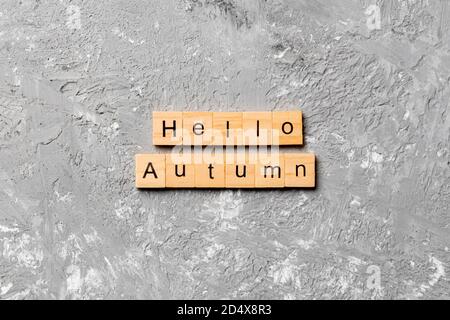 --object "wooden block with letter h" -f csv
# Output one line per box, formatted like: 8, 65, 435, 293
152, 112, 183, 146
